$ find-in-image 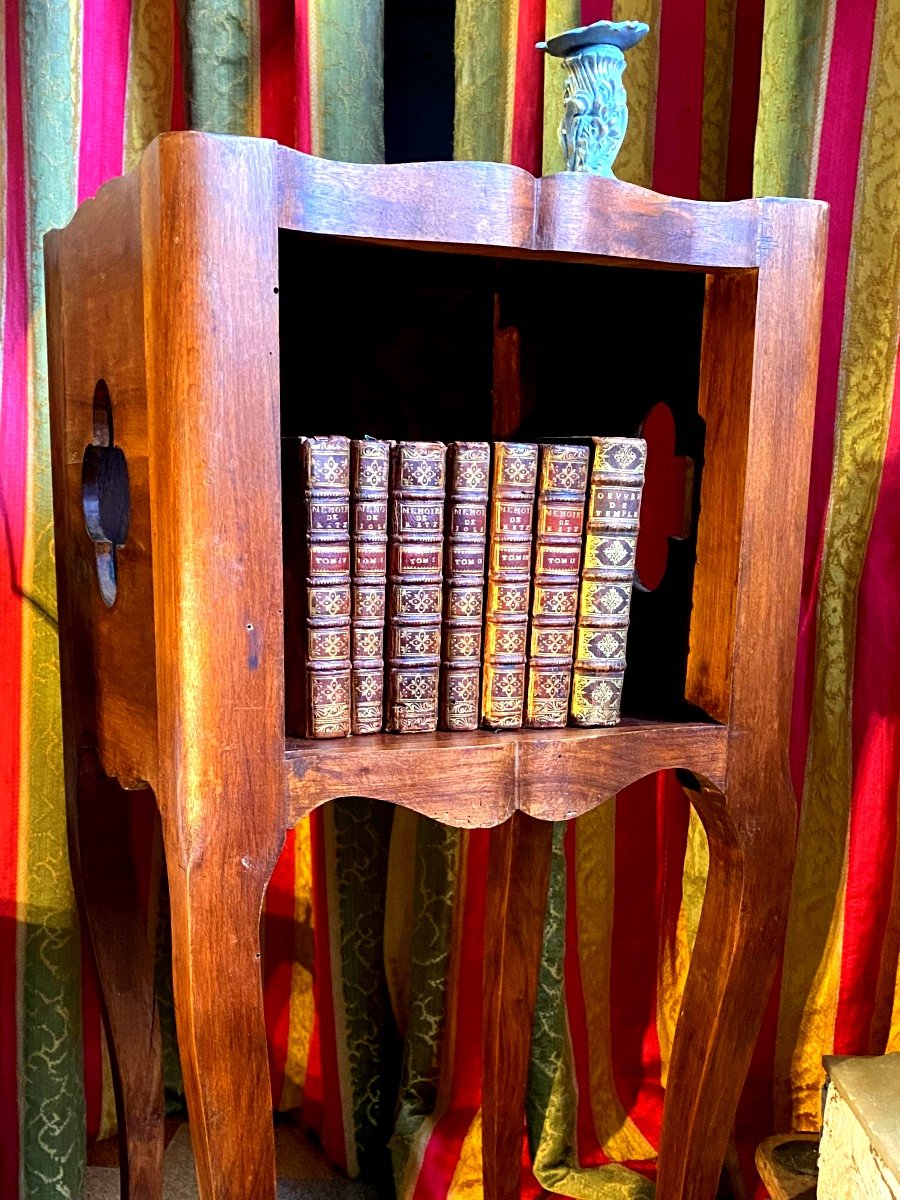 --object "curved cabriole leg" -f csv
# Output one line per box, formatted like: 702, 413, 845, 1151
161, 814, 280, 1200
71, 749, 165, 1199
482, 812, 555, 1200
656, 763, 795, 1200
